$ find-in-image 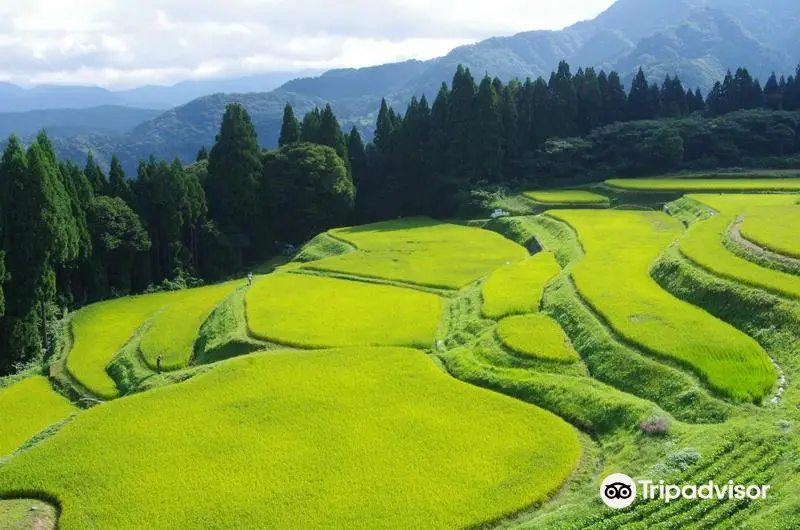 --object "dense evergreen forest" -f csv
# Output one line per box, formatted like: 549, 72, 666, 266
1, 60, 800, 374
